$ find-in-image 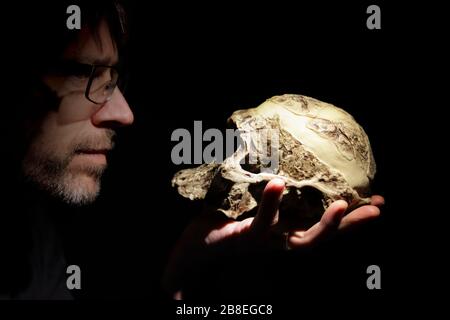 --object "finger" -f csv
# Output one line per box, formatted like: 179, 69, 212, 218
205, 218, 255, 245
250, 178, 285, 234
338, 205, 380, 232
289, 200, 348, 248
371, 195, 385, 207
